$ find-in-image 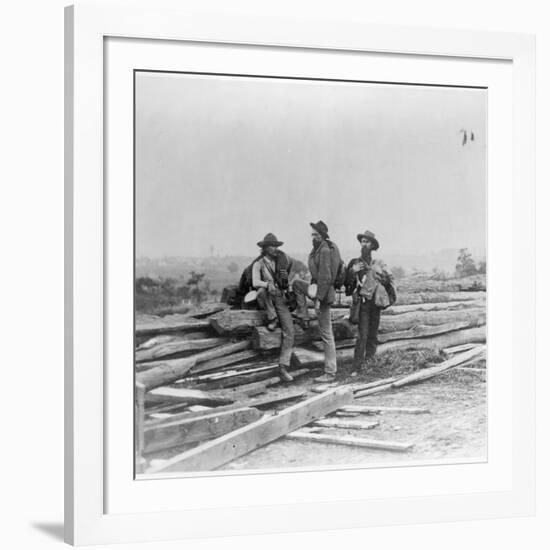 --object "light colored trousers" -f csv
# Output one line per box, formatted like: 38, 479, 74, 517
256, 287, 294, 368
292, 279, 337, 375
